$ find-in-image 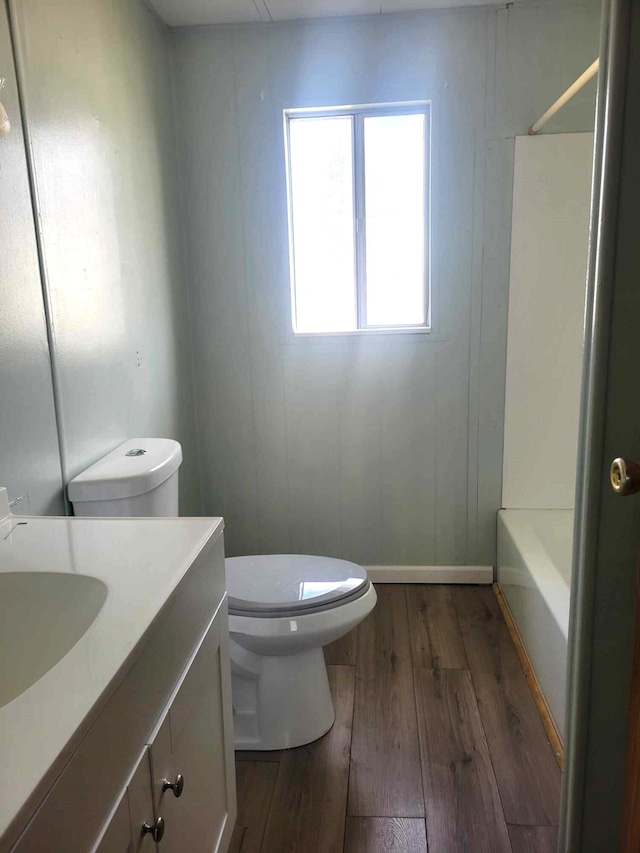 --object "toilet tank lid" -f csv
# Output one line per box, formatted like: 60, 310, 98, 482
67, 439, 183, 503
